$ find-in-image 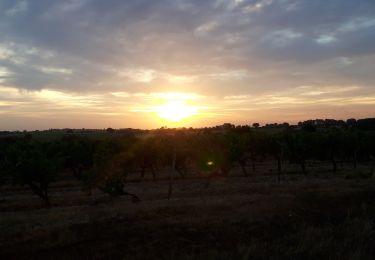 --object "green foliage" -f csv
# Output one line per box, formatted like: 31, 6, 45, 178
88, 138, 140, 201
5, 140, 61, 207
192, 133, 231, 175
60, 135, 97, 180
1, 126, 375, 204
